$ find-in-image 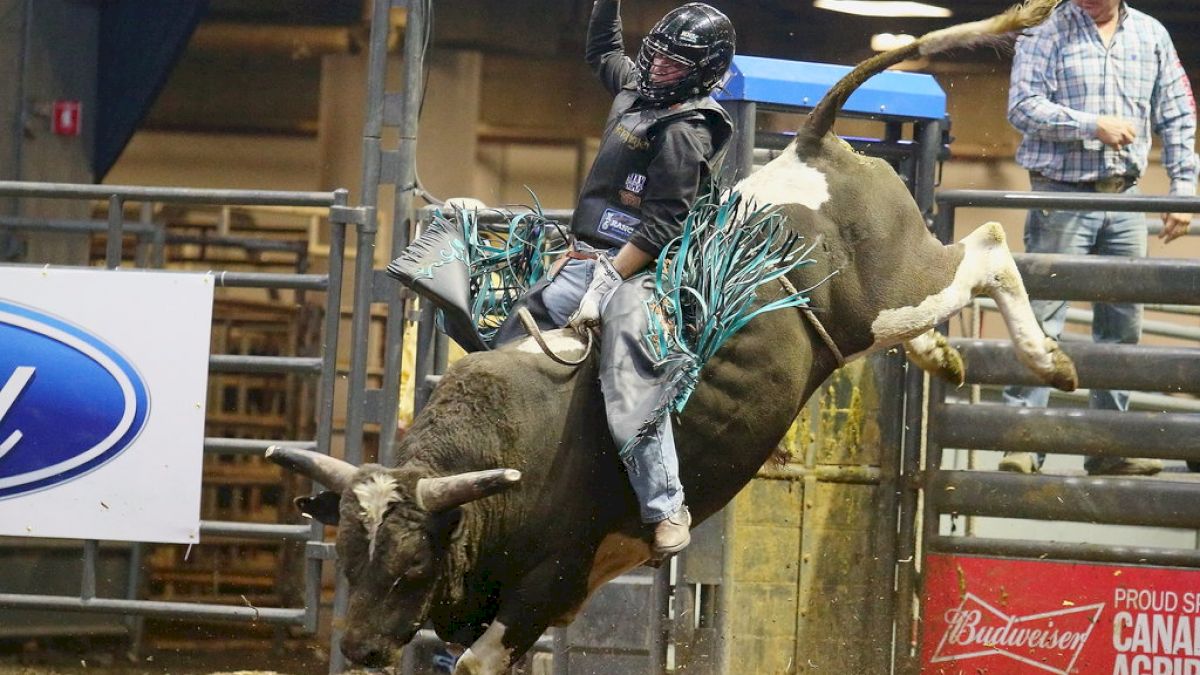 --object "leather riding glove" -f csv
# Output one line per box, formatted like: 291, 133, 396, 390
567, 254, 623, 334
